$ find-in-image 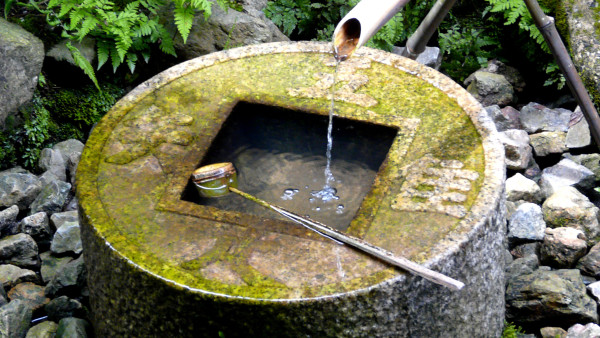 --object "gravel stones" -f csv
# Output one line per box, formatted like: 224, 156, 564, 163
540, 227, 588, 268
506, 269, 598, 329
508, 203, 546, 243
7, 282, 50, 312
519, 102, 571, 133
506, 173, 541, 203
0, 299, 32, 338
55, 317, 89, 337
499, 129, 532, 170
0, 172, 42, 210
50, 221, 82, 256
530, 131, 568, 157
538, 159, 595, 198
466, 71, 514, 106
19, 212, 53, 250
0, 265, 38, 290
542, 187, 600, 244
29, 180, 71, 215
0, 233, 39, 269
26, 321, 58, 338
